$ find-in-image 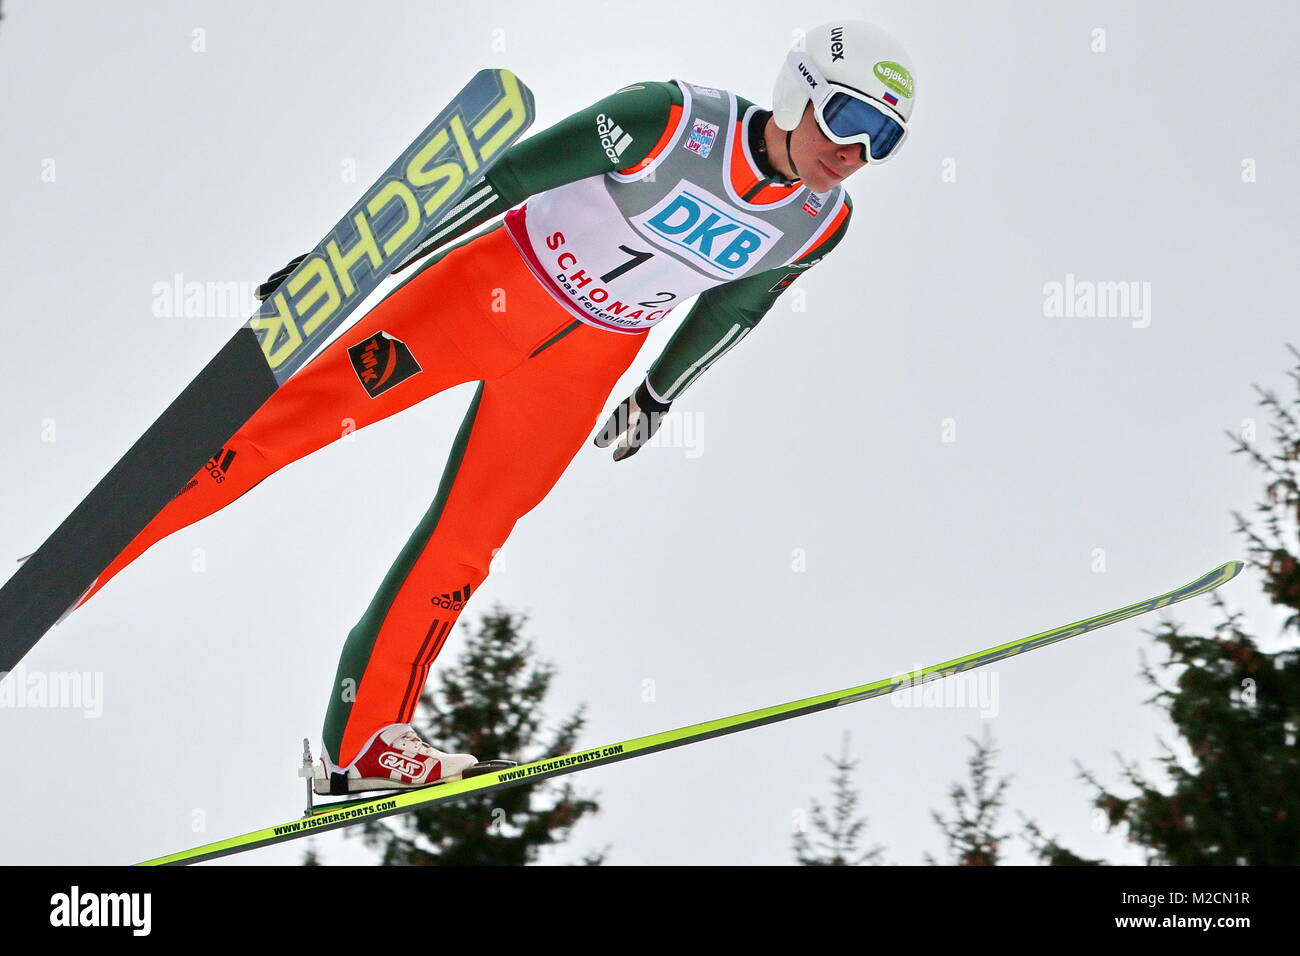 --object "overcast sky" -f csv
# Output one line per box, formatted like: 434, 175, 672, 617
2, 0, 1297, 866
